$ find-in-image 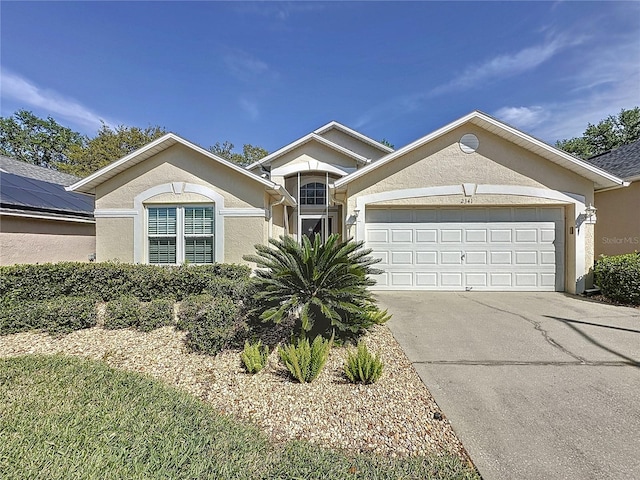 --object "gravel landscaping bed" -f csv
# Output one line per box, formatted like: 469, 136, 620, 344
0, 324, 469, 462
